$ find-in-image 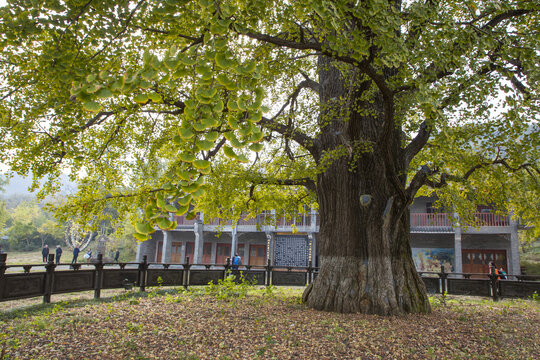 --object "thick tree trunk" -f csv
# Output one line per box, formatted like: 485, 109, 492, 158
303, 57, 431, 315
304, 166, 431, 315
